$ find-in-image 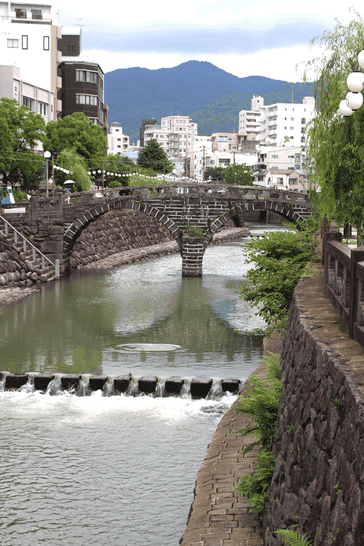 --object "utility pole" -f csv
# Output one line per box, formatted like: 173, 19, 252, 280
202, 146, 205, 182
